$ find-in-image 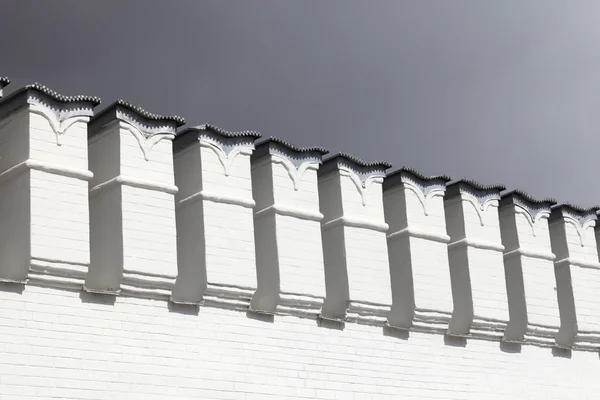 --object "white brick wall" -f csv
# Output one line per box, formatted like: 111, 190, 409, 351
173, 133, 257, 304
29, 112, 91, 266
319, 161, 391, 320
499, 196, 559, 343
467, 247, 507, 320
203, 202, 256, 286
87, 108, 179, 293
1, 284, 600, 400
384, 173, 452, 329
571, 267, 600, 331
343, 226, 390, 305
567, 219, 600, 334
409, 238, 451, 311
200, 146, 252, 195
0, 108, 31, 281
30, 170, 89, 264
521, 255, 560, 328
120, 133, 174, 184
565, 223, 597, 263
274, 215, 325, 294
0, 97, 93, 283
1, 86, 600, 399
251, 143, 326, 313
268, 160, 325, 297
337, 170, 388, 294
29, 112, 89, 170
445, 184, 509, 335
549, 207, 600, 347
122, 186, 177, 276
